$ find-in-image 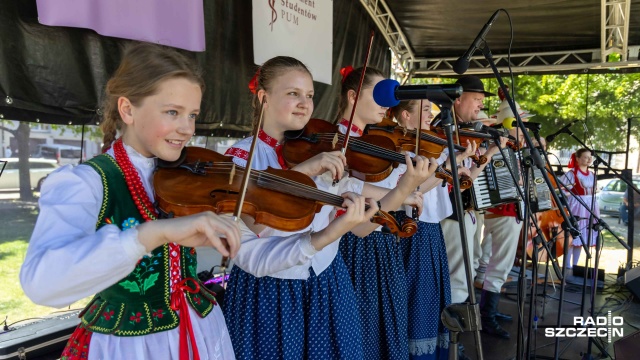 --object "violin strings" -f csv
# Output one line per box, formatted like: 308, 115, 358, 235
191, 162, 347, 206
